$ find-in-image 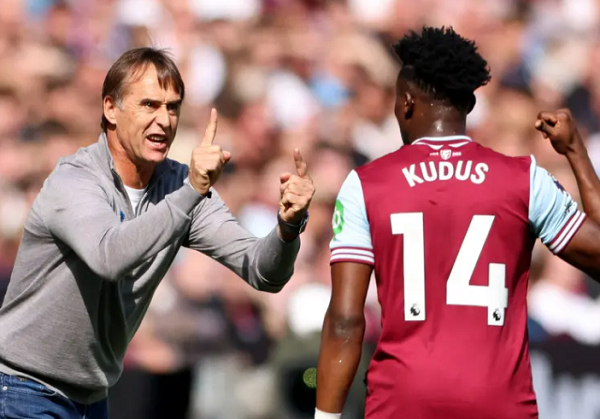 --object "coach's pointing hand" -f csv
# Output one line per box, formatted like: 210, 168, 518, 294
189, 108, 231, 196
535, 109, 583, 156
278, 149, 315, 231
